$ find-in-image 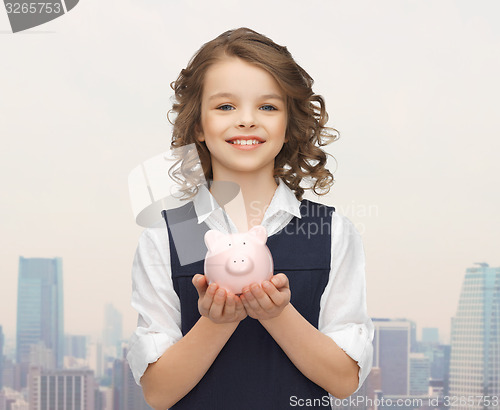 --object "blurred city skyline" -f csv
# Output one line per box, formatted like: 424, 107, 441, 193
3, 255, 498, 408
0, 260, 490, 352
1, 0, 500, 345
